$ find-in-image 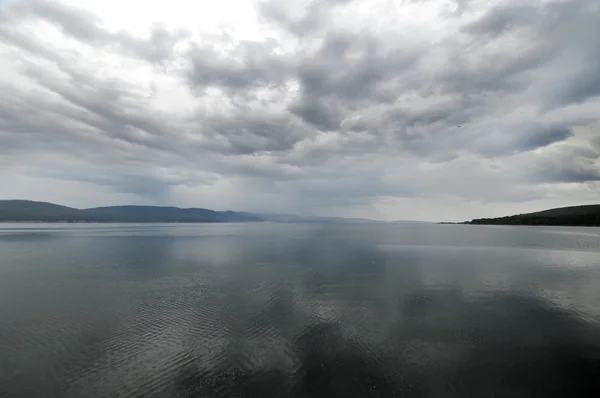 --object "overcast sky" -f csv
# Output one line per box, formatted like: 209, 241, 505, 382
1, 0, 599, 221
